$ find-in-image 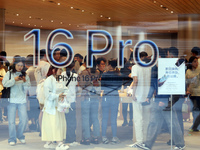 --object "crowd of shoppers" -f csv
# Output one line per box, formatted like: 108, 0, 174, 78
1, 46, 200, 150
